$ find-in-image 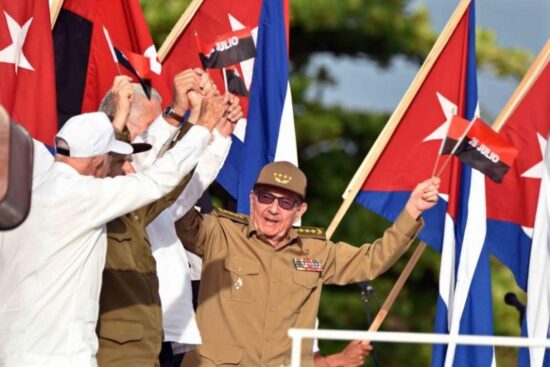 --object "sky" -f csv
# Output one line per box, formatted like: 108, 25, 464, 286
306, 0, 550, 121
